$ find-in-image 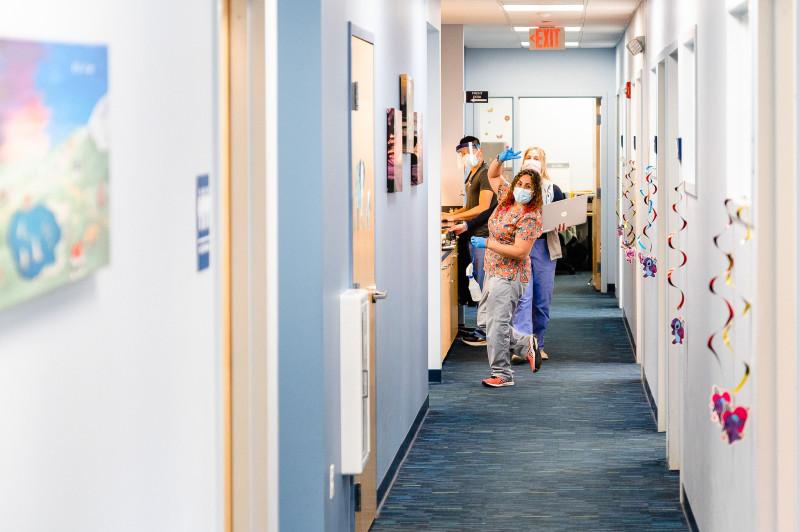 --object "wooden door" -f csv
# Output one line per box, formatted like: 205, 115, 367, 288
350, 31, 378, 532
